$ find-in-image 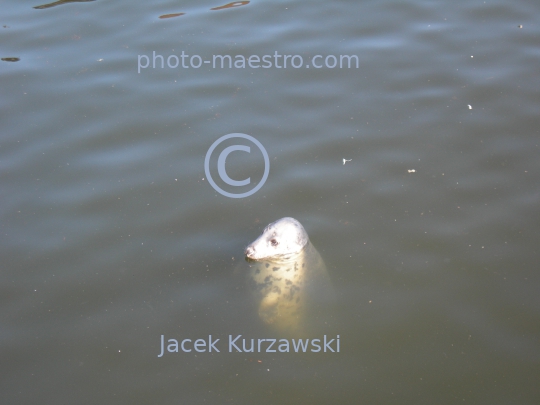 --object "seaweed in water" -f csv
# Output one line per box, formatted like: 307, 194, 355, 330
210, 2, 250, 11
34, 0, 96, 10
